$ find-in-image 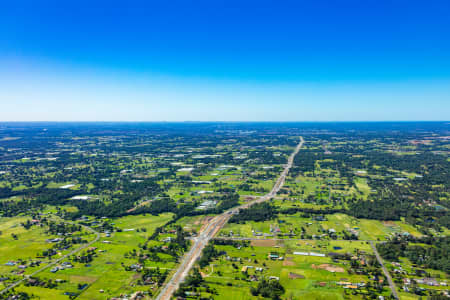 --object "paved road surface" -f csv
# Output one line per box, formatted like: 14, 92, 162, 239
370, 241, 399, 299
0, 219, 100, 294
213, 237, 376, 242
156, 137, 304, 300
